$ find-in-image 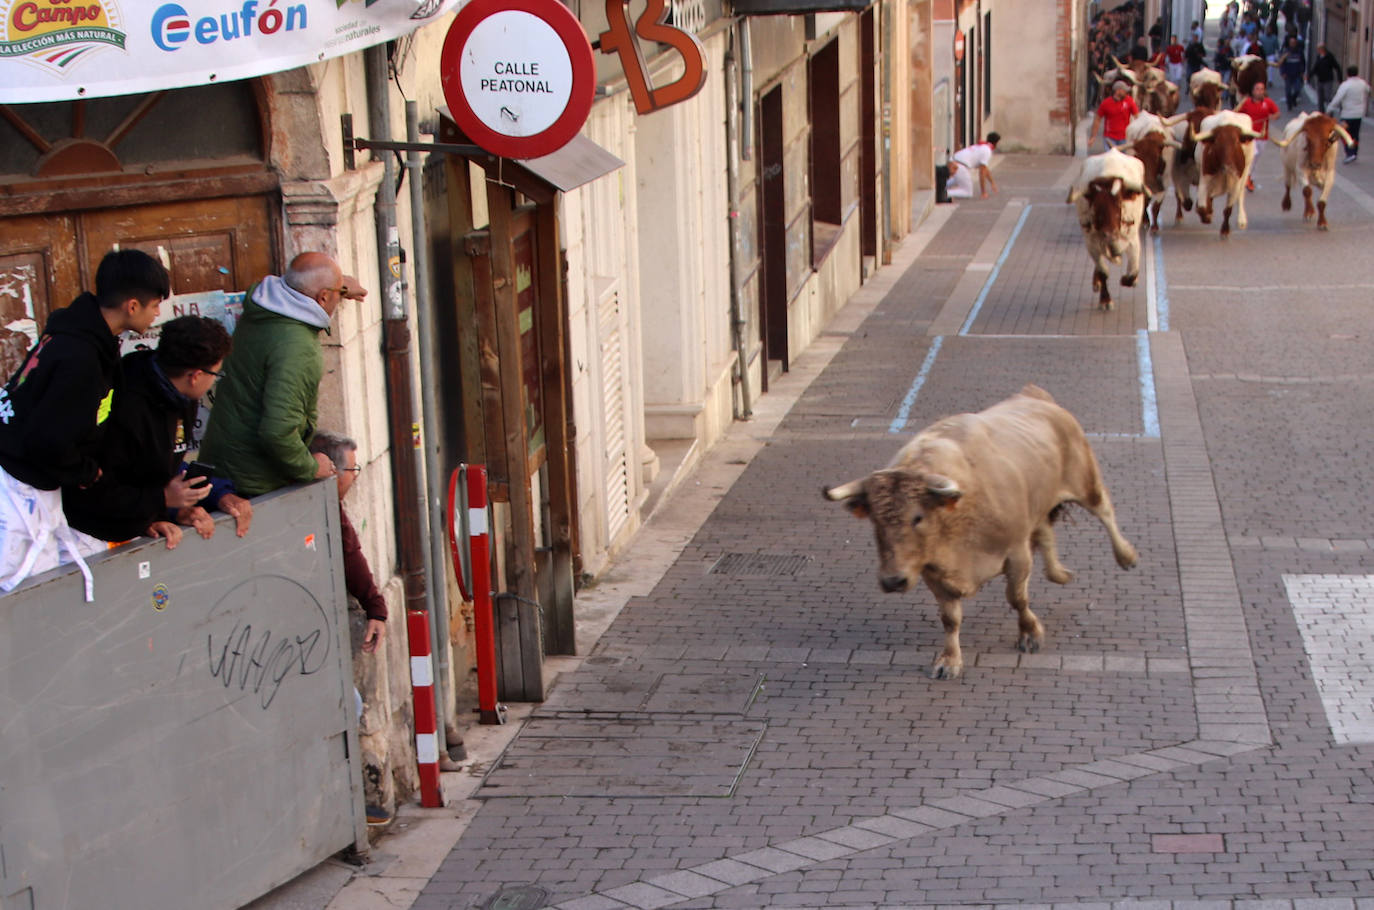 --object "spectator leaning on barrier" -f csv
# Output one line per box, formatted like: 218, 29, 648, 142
0, 249, 168, 598
62, 316, 253, 551
308, 430, 386, 654
198, 252, 367, 496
